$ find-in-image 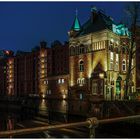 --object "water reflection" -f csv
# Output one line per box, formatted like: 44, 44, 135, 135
39, 99, 47, 110
7, 116, 14, 138
47, 99, 68, 123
